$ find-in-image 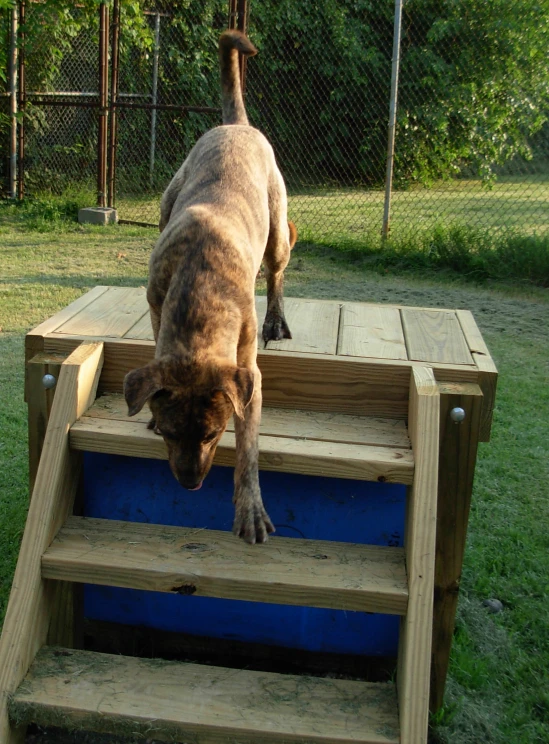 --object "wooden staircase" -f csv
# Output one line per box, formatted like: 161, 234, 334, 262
0, 340, 440, 744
